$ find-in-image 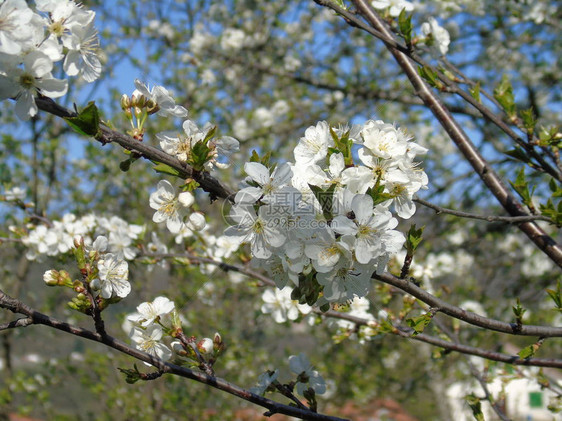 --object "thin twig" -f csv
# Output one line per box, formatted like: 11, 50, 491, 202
414, 197, 554, 224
